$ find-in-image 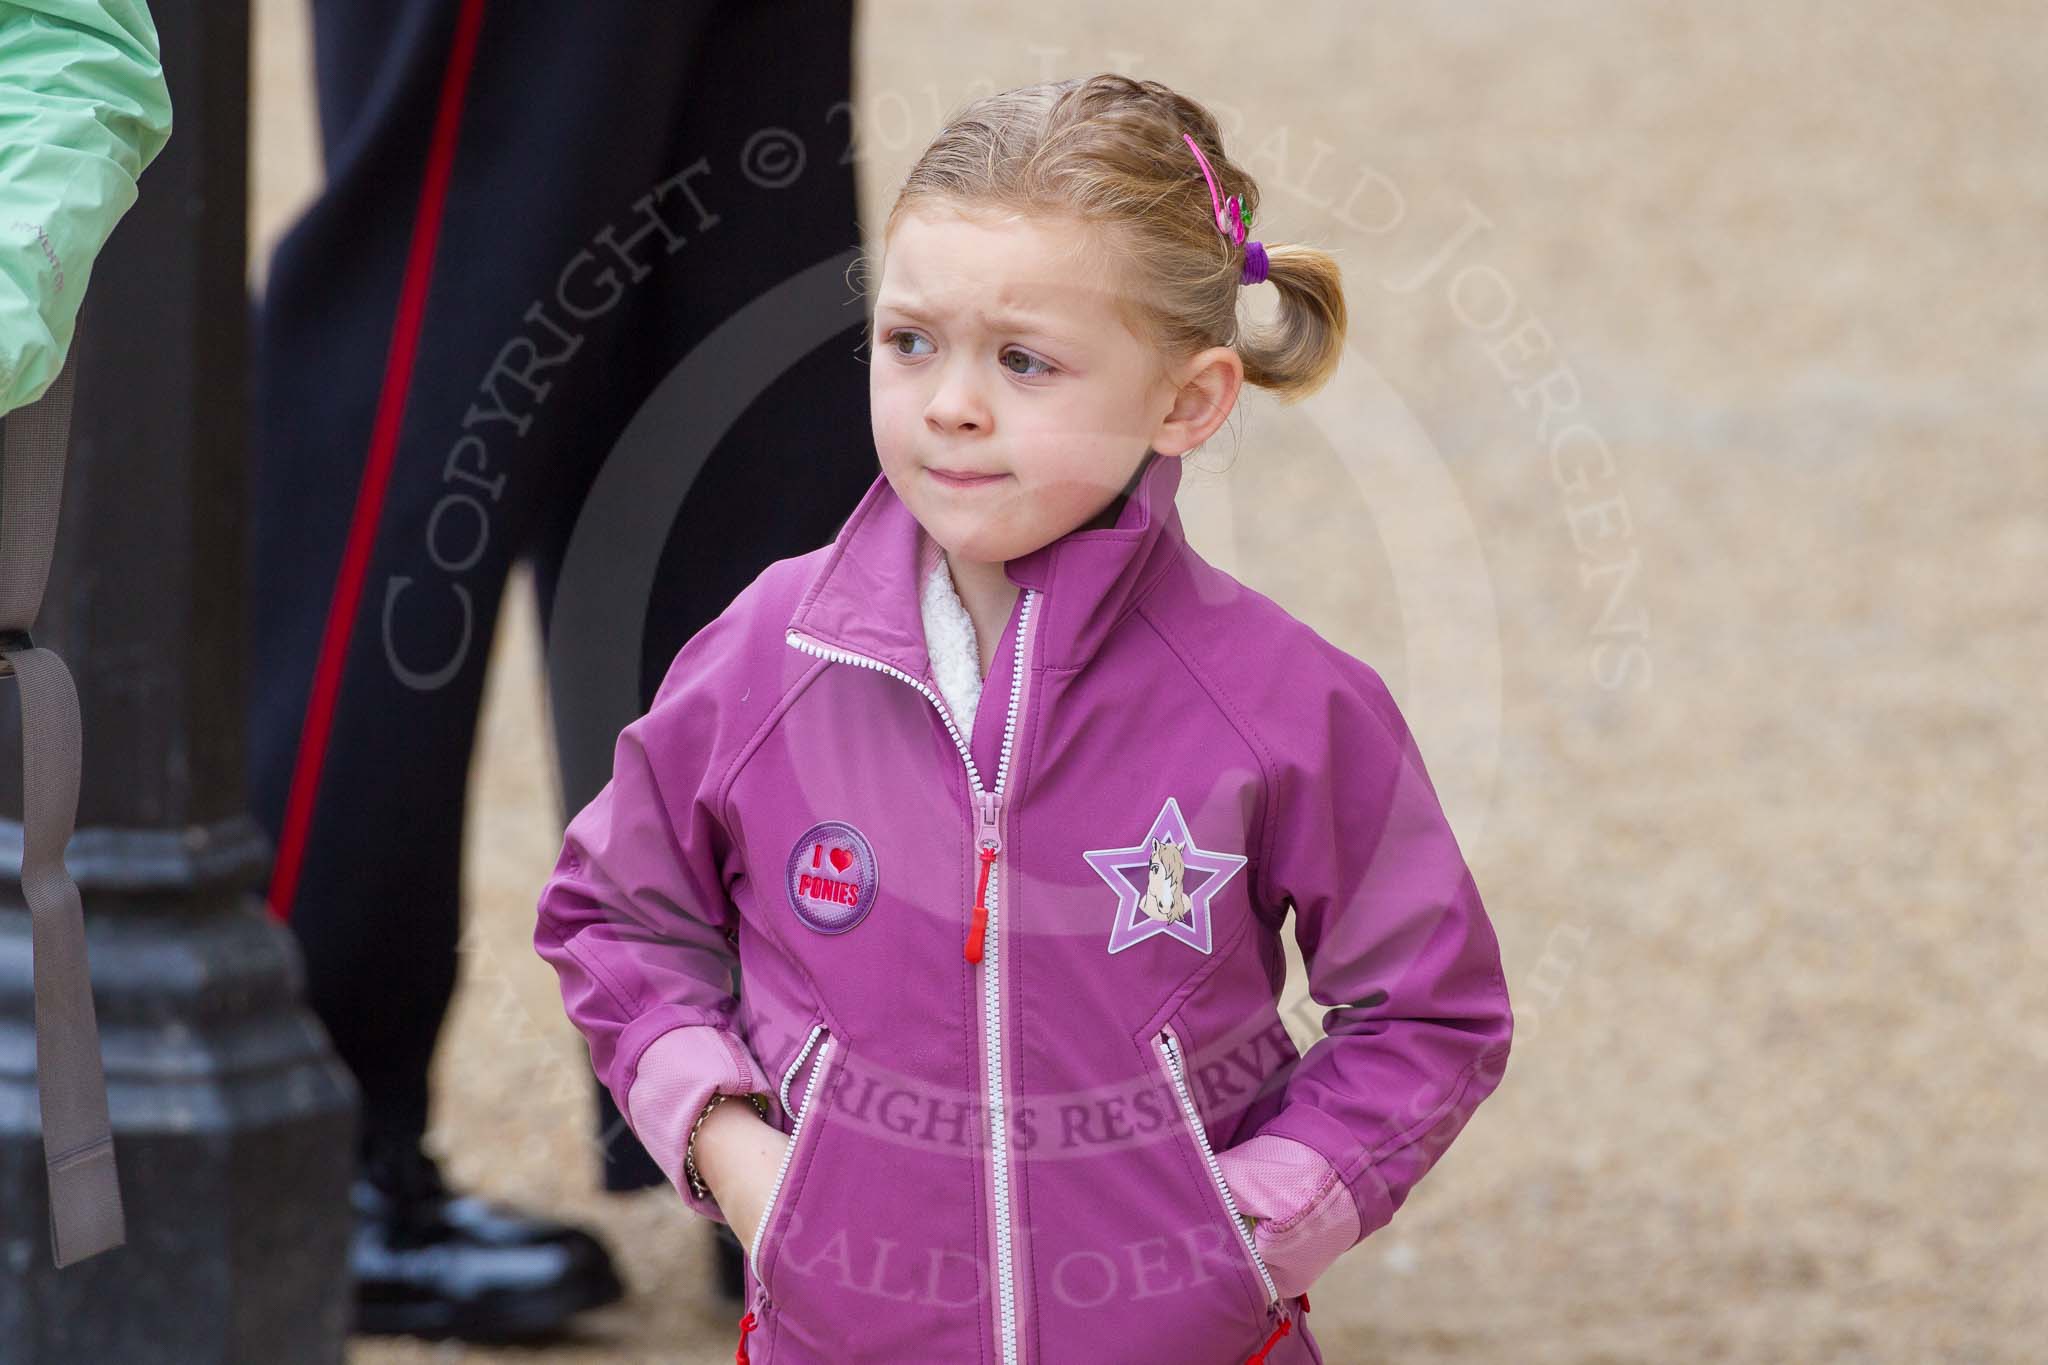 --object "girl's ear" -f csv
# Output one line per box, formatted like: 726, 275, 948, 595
1150, 346, 1243, 457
